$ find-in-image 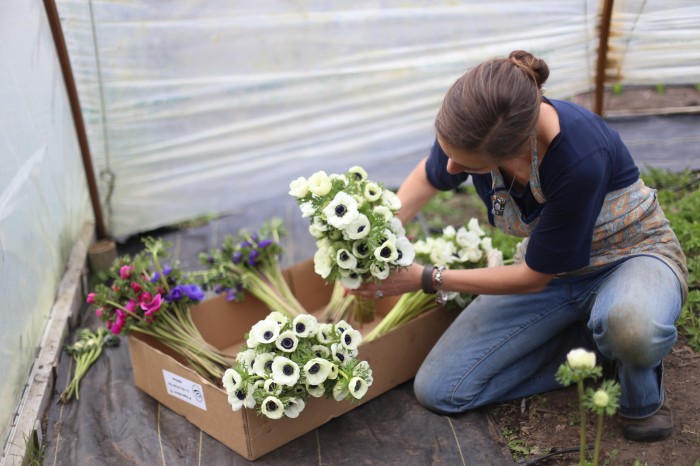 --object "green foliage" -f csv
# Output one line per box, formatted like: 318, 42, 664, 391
22, 433, 44, 466
501, 427, 531, 459
611, 83, 624, 96
655, 83, 666, 95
